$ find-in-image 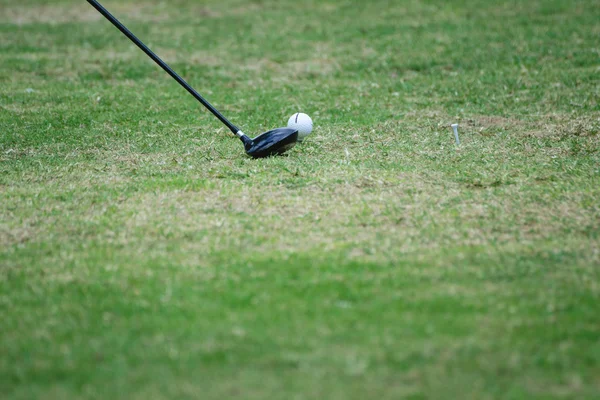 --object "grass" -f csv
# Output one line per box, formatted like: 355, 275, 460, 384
1, 0, 599, 398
